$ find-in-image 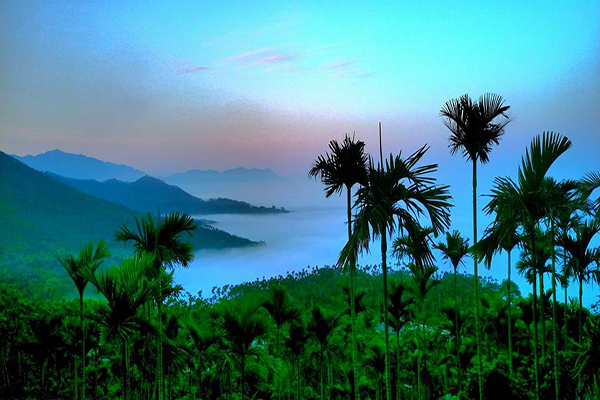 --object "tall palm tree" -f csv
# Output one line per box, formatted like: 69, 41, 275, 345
84, 254, 159, 400
286, 319, 309, 400
433, 231, 470, 392
56, 241, 111, 400
263, 285, 299, 399
388, 281, 414, 400
474, 209, 520, 378
308, 306, 340, 400
309, 133, 368, 400
339, 145, 452, 400
407, 262, 440, 400
558, 217, 600, 346
214, 299, 267, 400
115, 212, 196, 400
440, 92, 510, 400
486, 132, 572, 400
